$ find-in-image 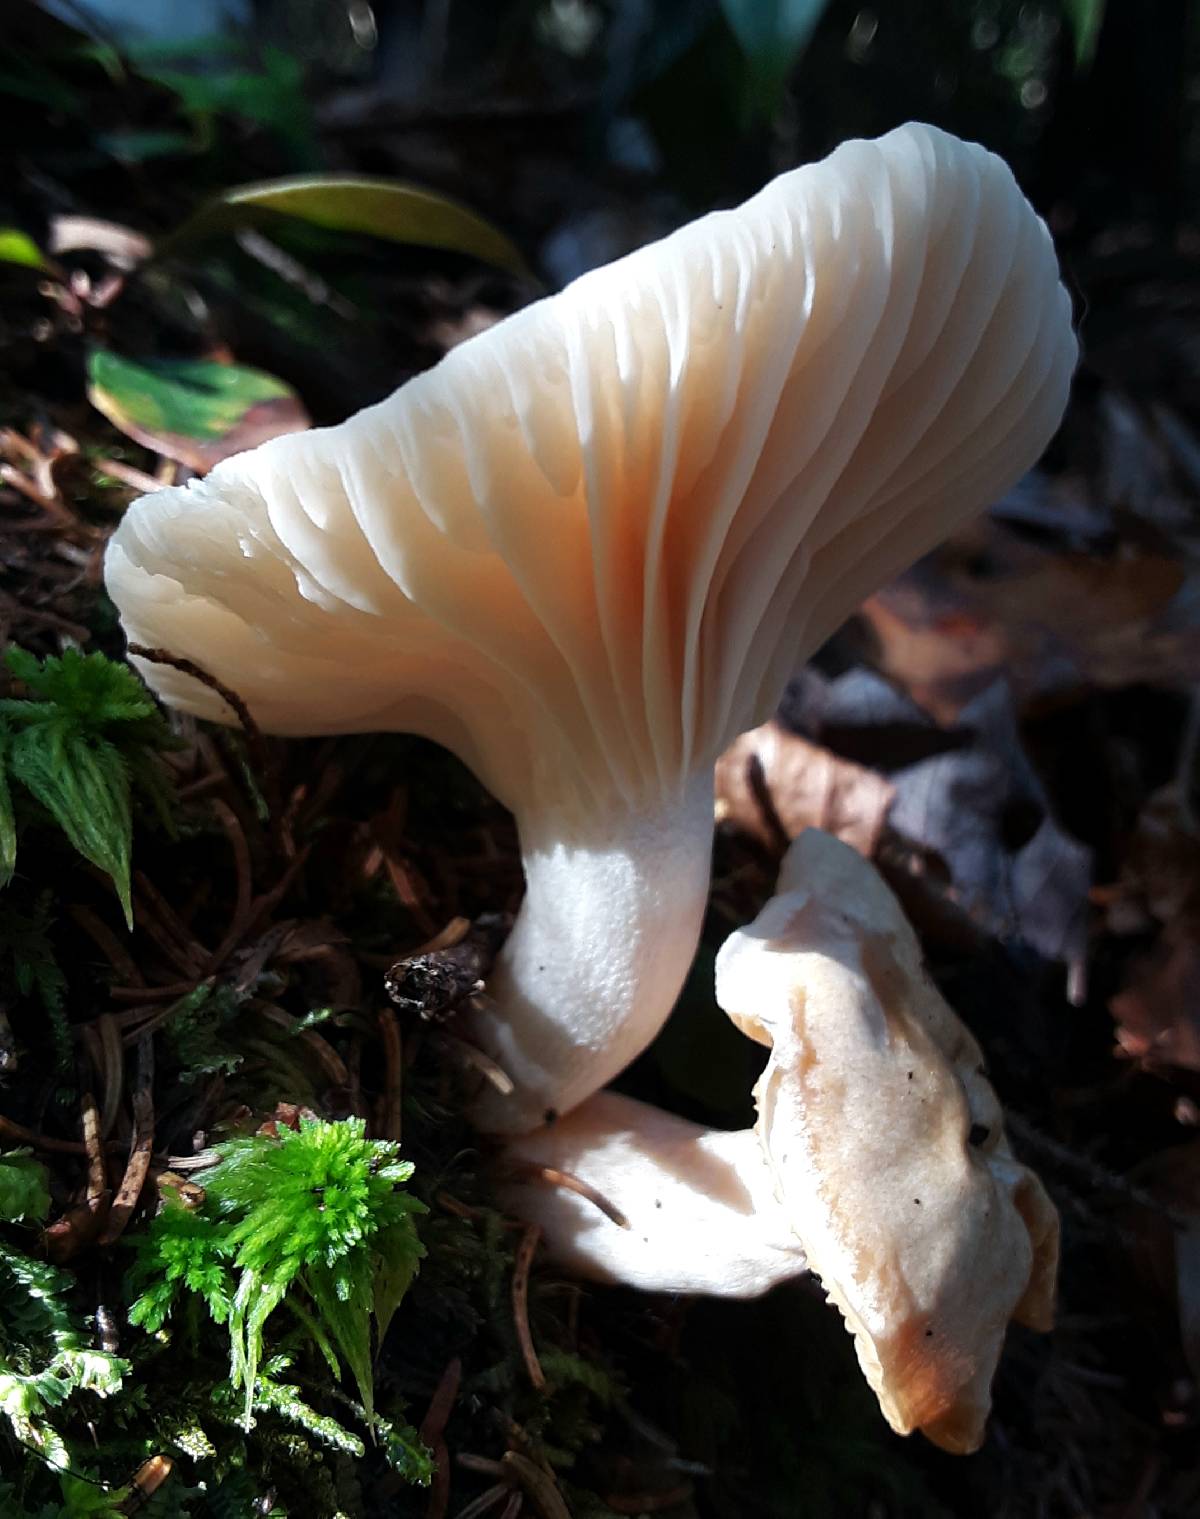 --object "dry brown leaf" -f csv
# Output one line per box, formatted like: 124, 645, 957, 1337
1111, 937, 1200, 1073
714, 719, 894, 857
862, 516, 1191, 723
